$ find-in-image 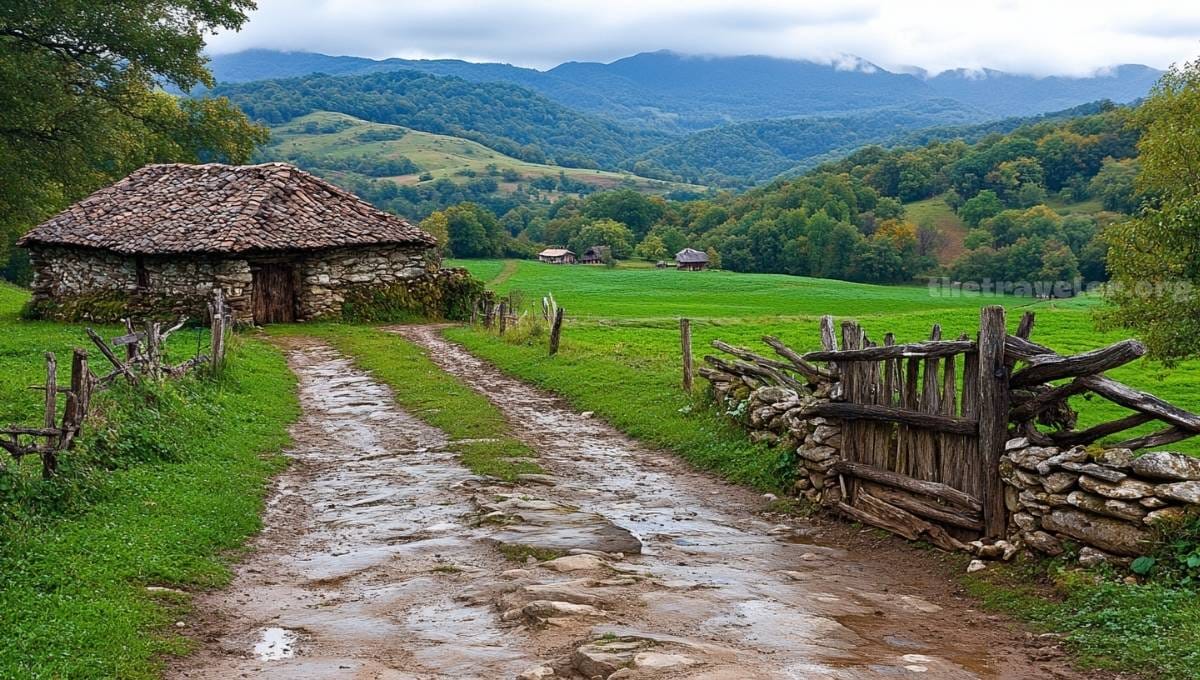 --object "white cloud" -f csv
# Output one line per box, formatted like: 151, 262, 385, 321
206, 0, 1200, 76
